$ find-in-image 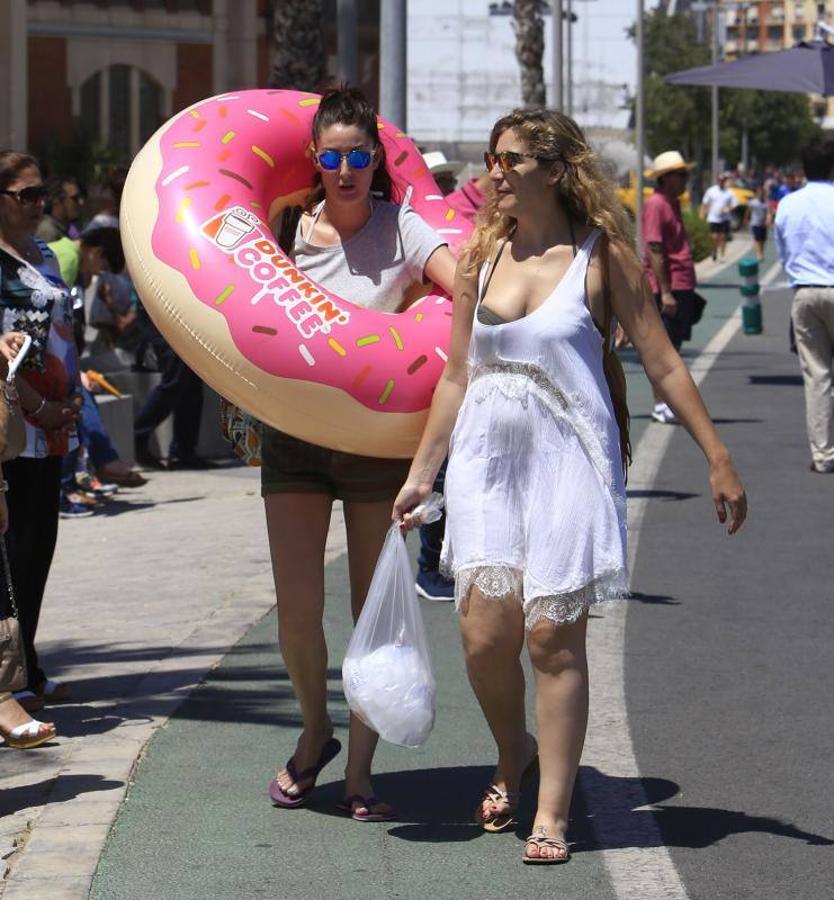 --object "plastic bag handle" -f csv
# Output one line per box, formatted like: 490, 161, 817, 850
408, 491, 444, 526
